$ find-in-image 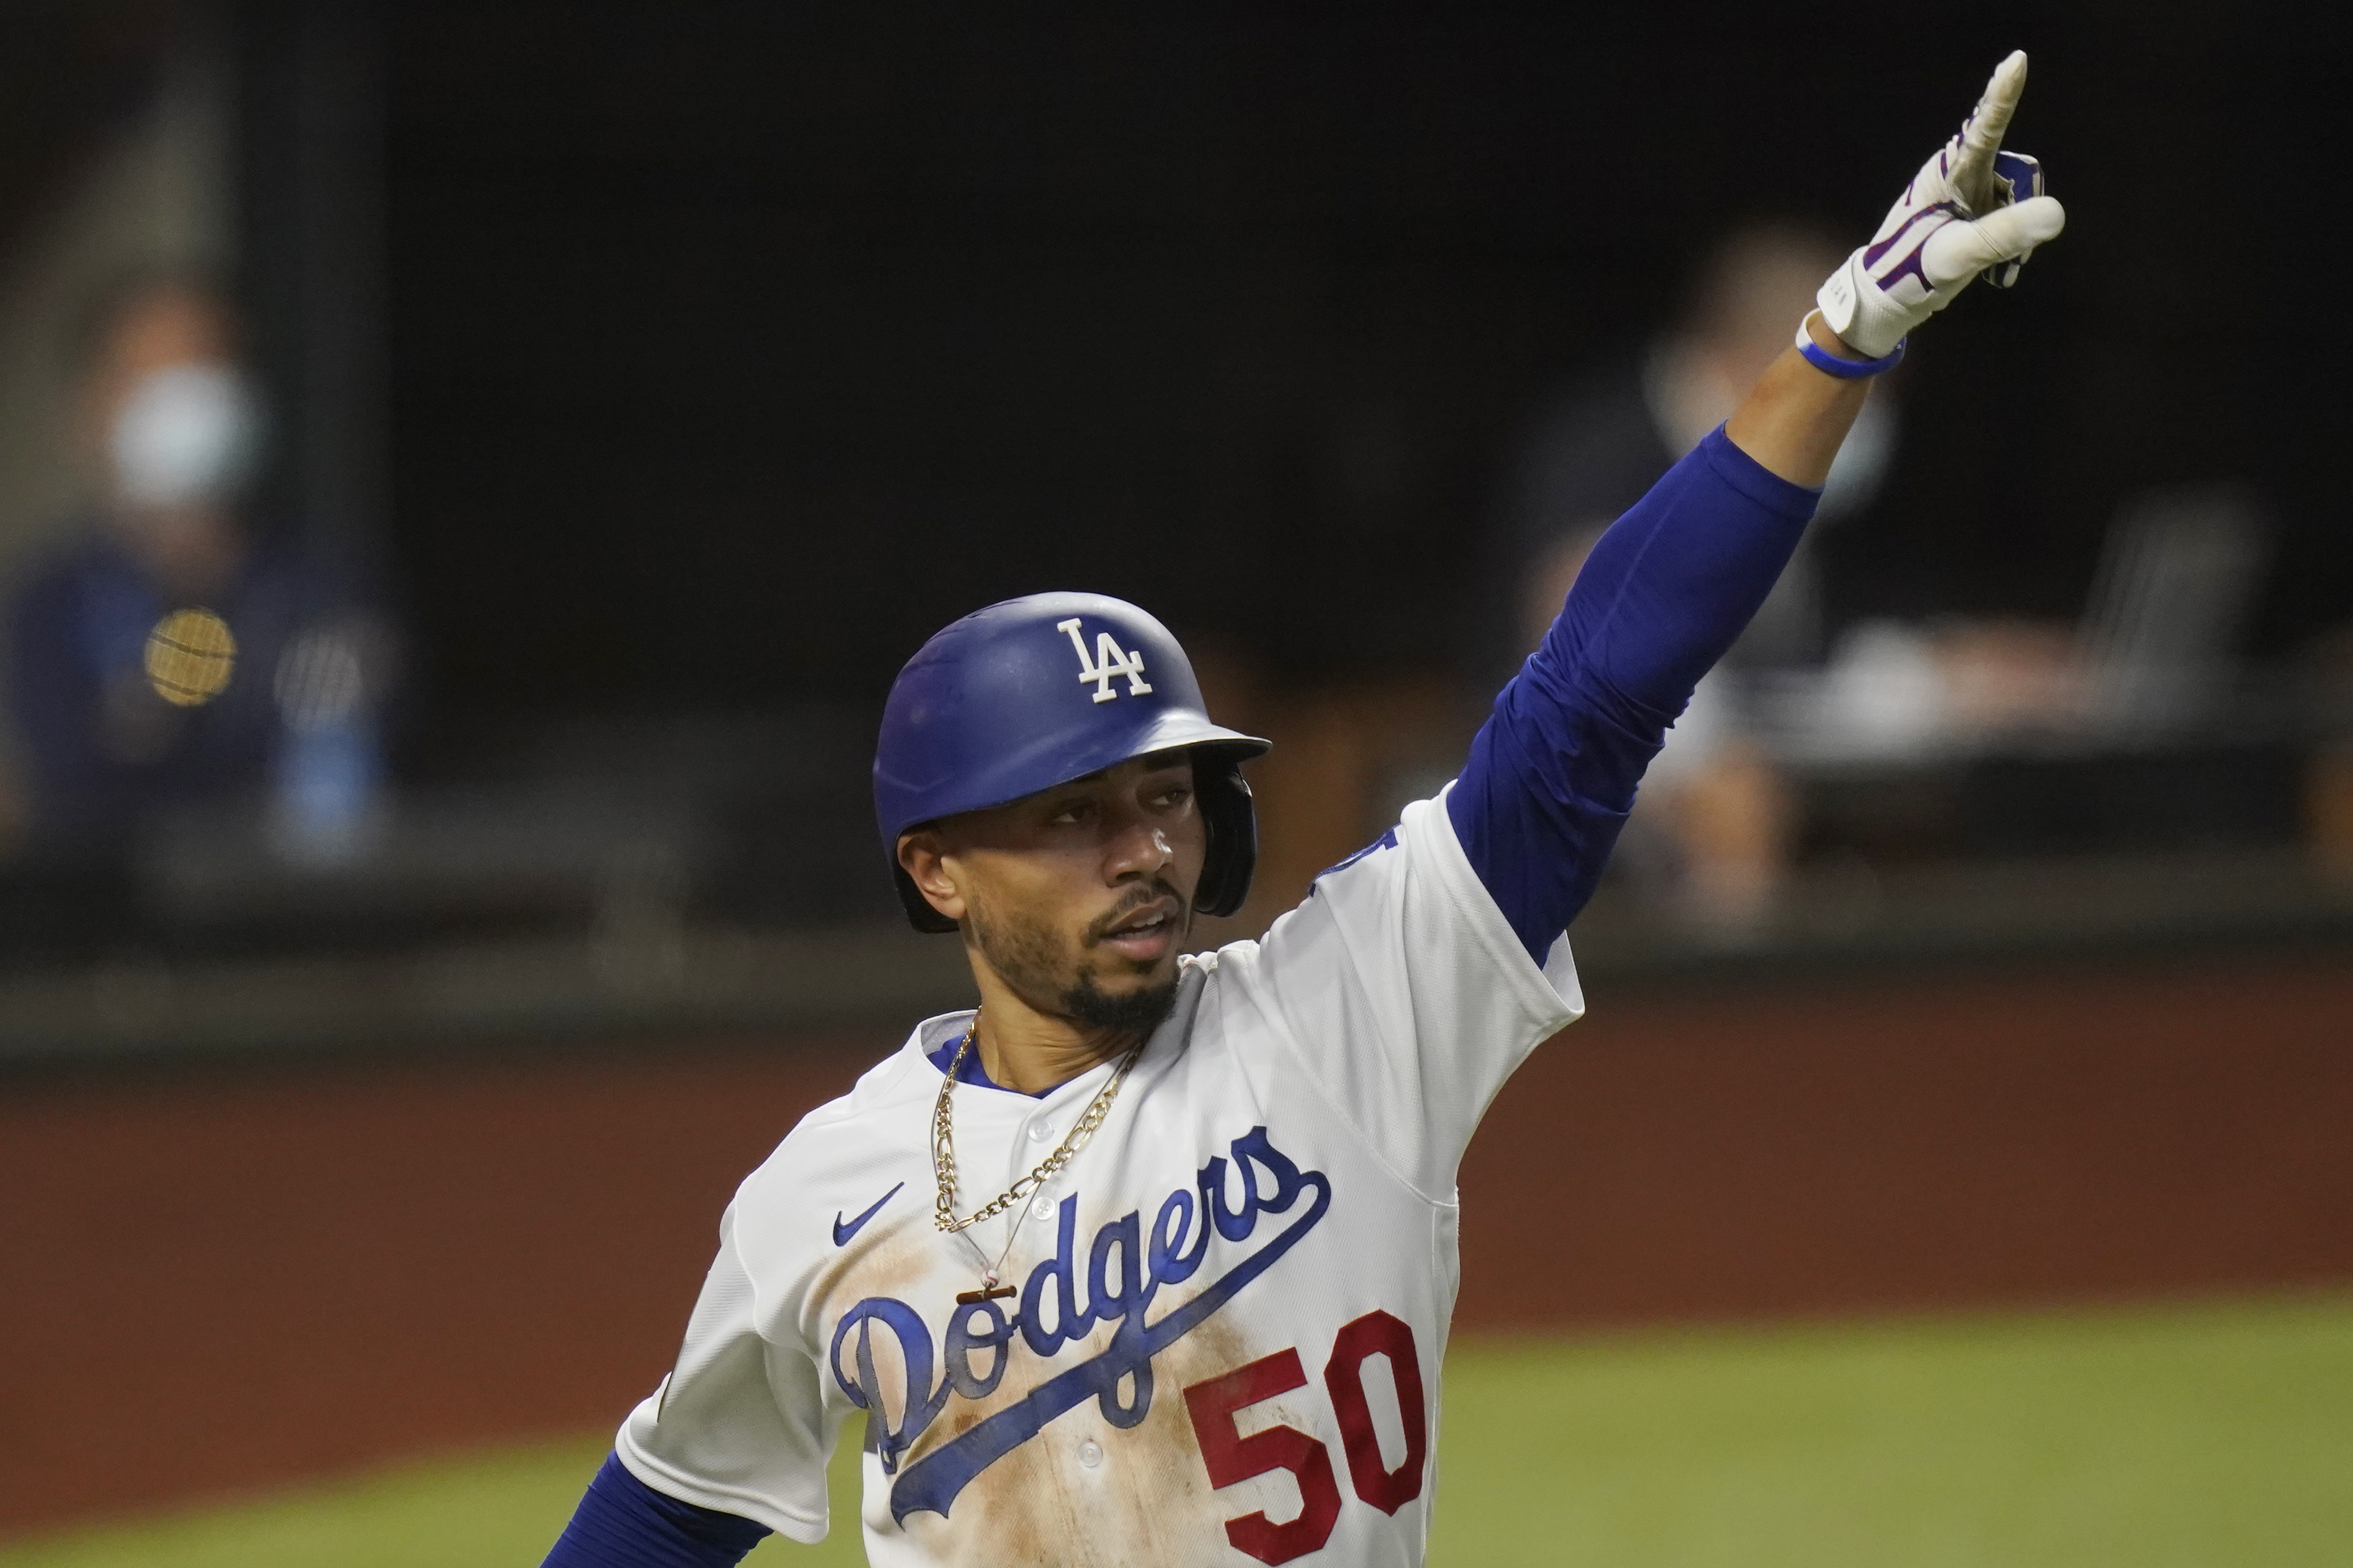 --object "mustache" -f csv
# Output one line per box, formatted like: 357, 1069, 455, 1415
1081, 877, 1189, 946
